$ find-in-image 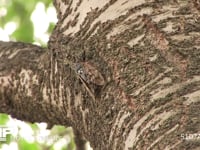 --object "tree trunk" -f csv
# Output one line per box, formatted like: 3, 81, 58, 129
1, 0, 200, 149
